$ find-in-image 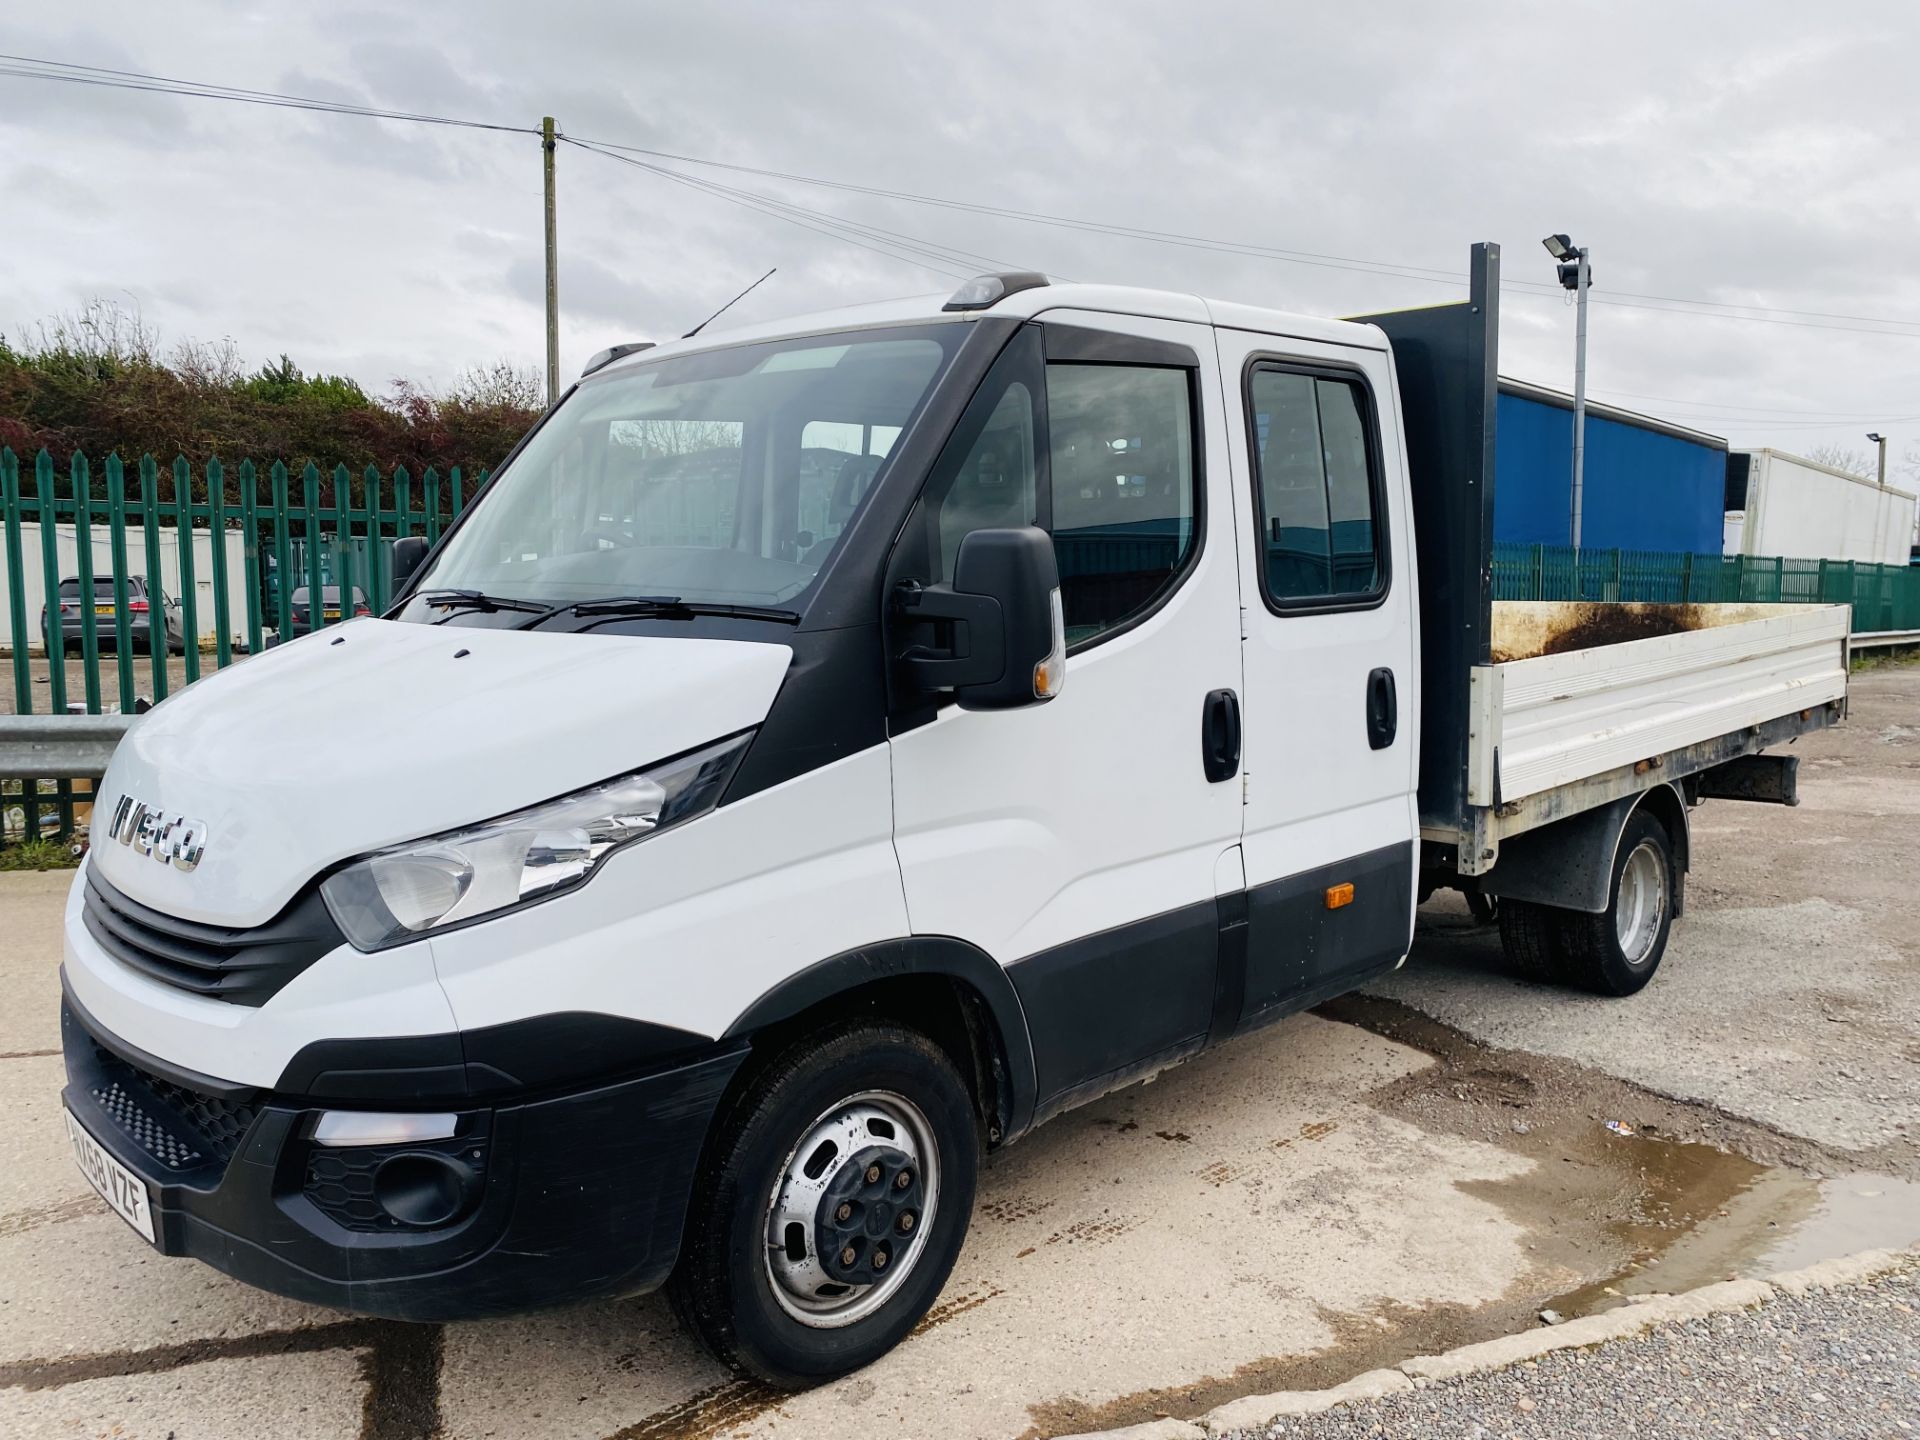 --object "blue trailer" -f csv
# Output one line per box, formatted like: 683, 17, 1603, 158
1493, 380, 1727, 552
